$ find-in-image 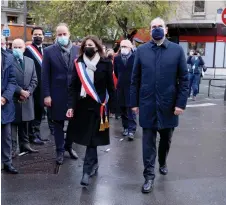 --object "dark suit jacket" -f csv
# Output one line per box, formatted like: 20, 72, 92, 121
114, 53, 135, 107
1, 50, 16, 124
24, 43, 43, 103
130, 40, 189, 129
42, 44, 79, 120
